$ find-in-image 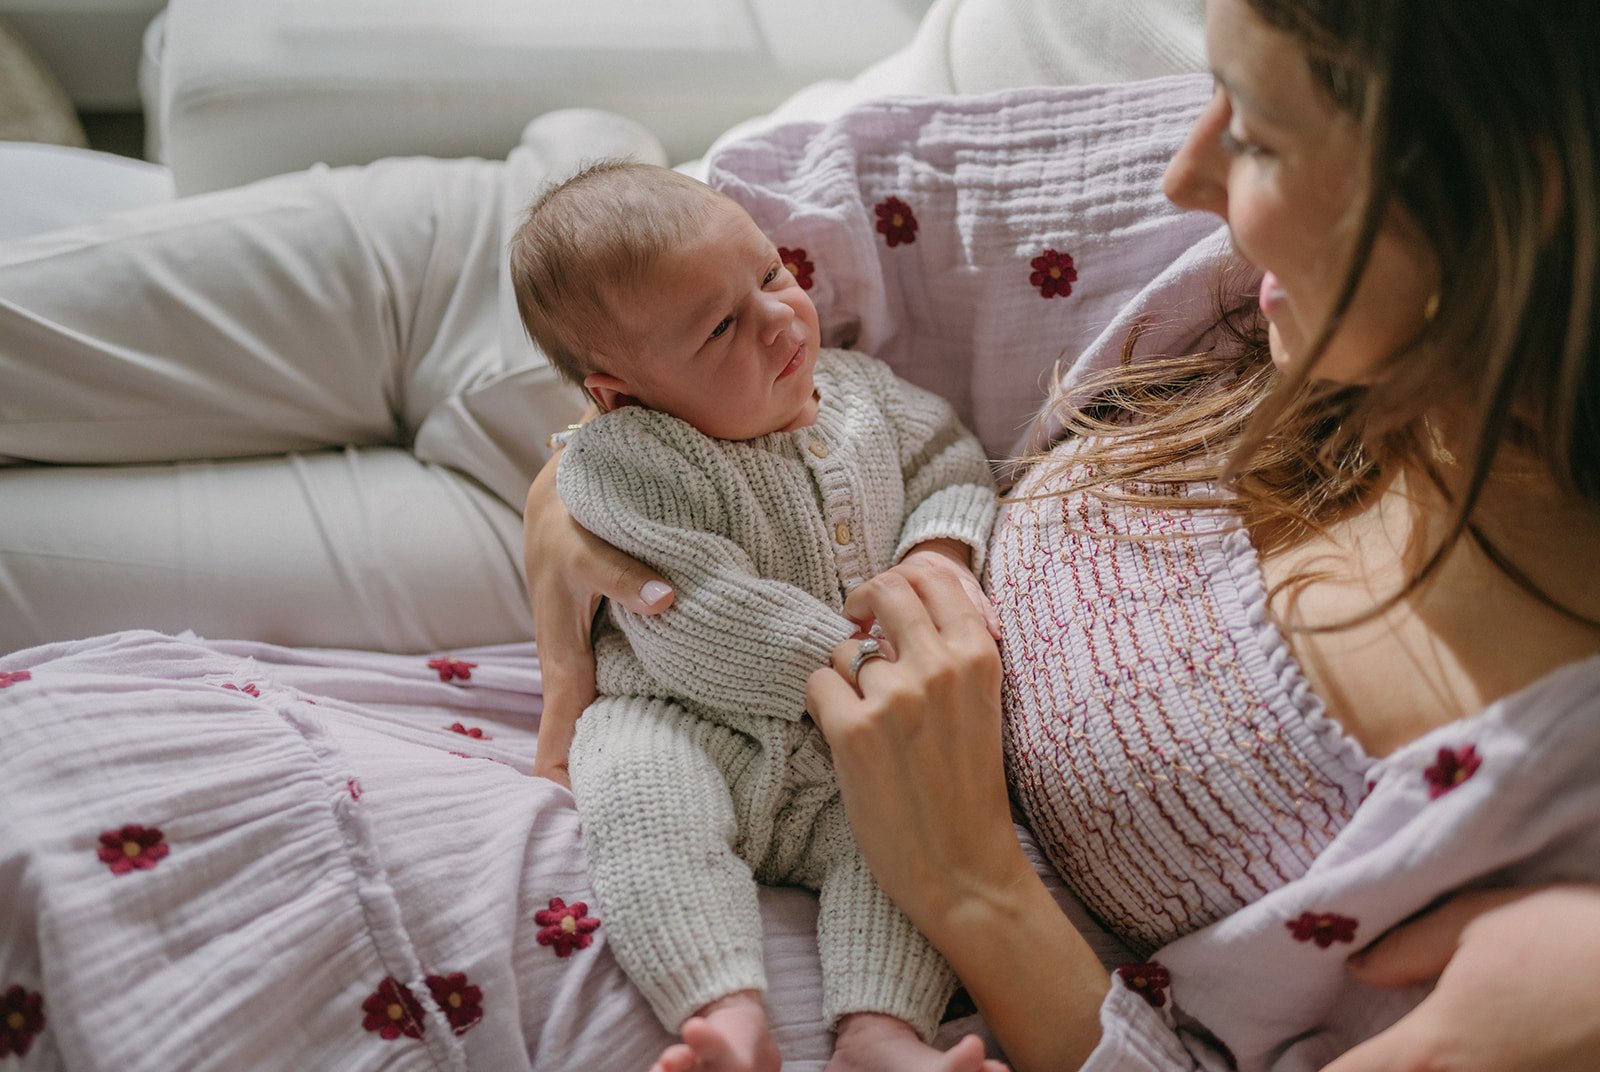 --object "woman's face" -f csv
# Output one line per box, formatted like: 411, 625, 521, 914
1163, 0, 1438, 383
